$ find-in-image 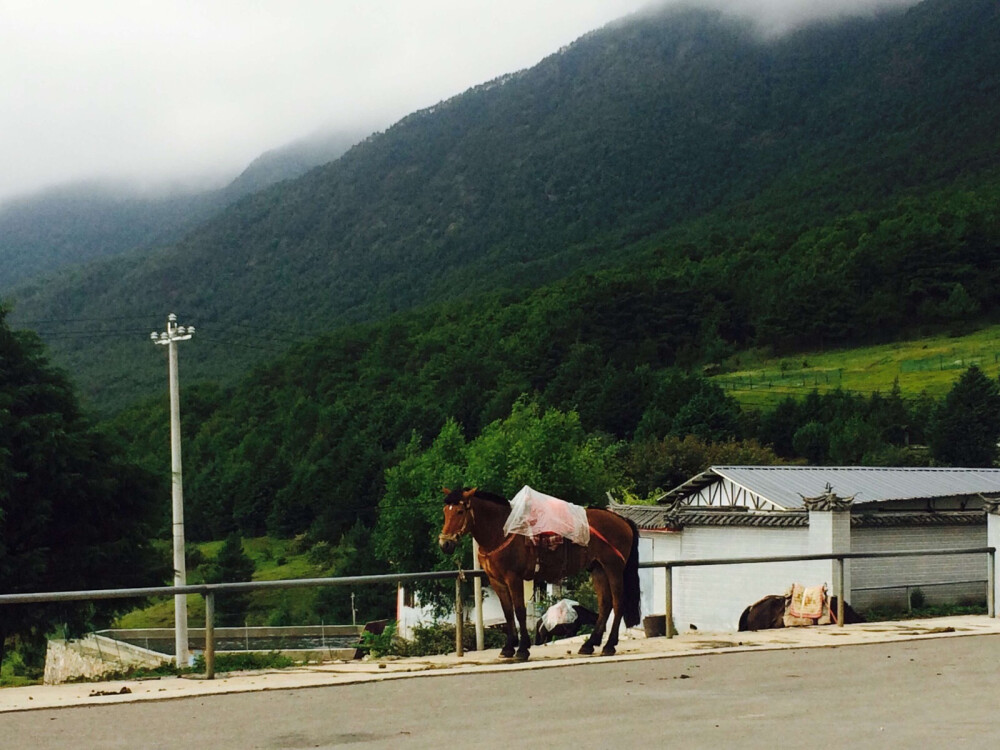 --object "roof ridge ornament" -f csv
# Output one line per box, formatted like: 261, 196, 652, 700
980, 493, 1000, 515
801, 483, 855, 512
662, 499, 686, 529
